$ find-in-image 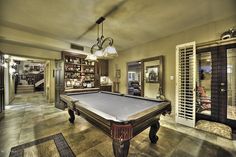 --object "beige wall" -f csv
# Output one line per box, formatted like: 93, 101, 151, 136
9, 72, 15, 103
4, 61, 10, 105
5, 60, 16, 104
109, 16, 236, 115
